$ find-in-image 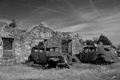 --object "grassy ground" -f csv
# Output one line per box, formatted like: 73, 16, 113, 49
0, 63, 120, 80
